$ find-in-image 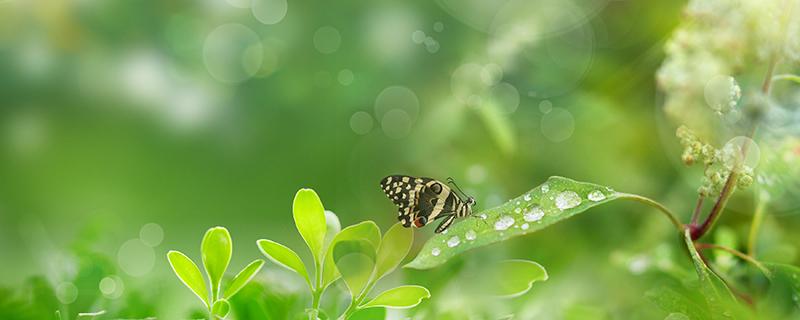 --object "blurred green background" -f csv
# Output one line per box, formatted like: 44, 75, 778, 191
2, 0, 796, 318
